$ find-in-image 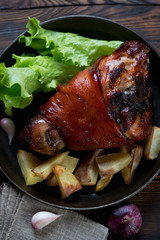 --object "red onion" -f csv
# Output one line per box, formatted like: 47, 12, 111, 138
108, 204, 142, 238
